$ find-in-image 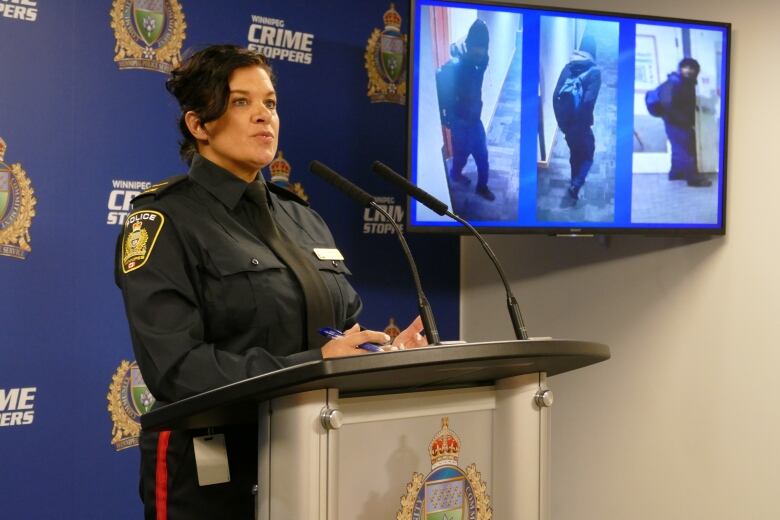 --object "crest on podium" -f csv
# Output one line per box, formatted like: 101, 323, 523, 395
397, 417, 492, 520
